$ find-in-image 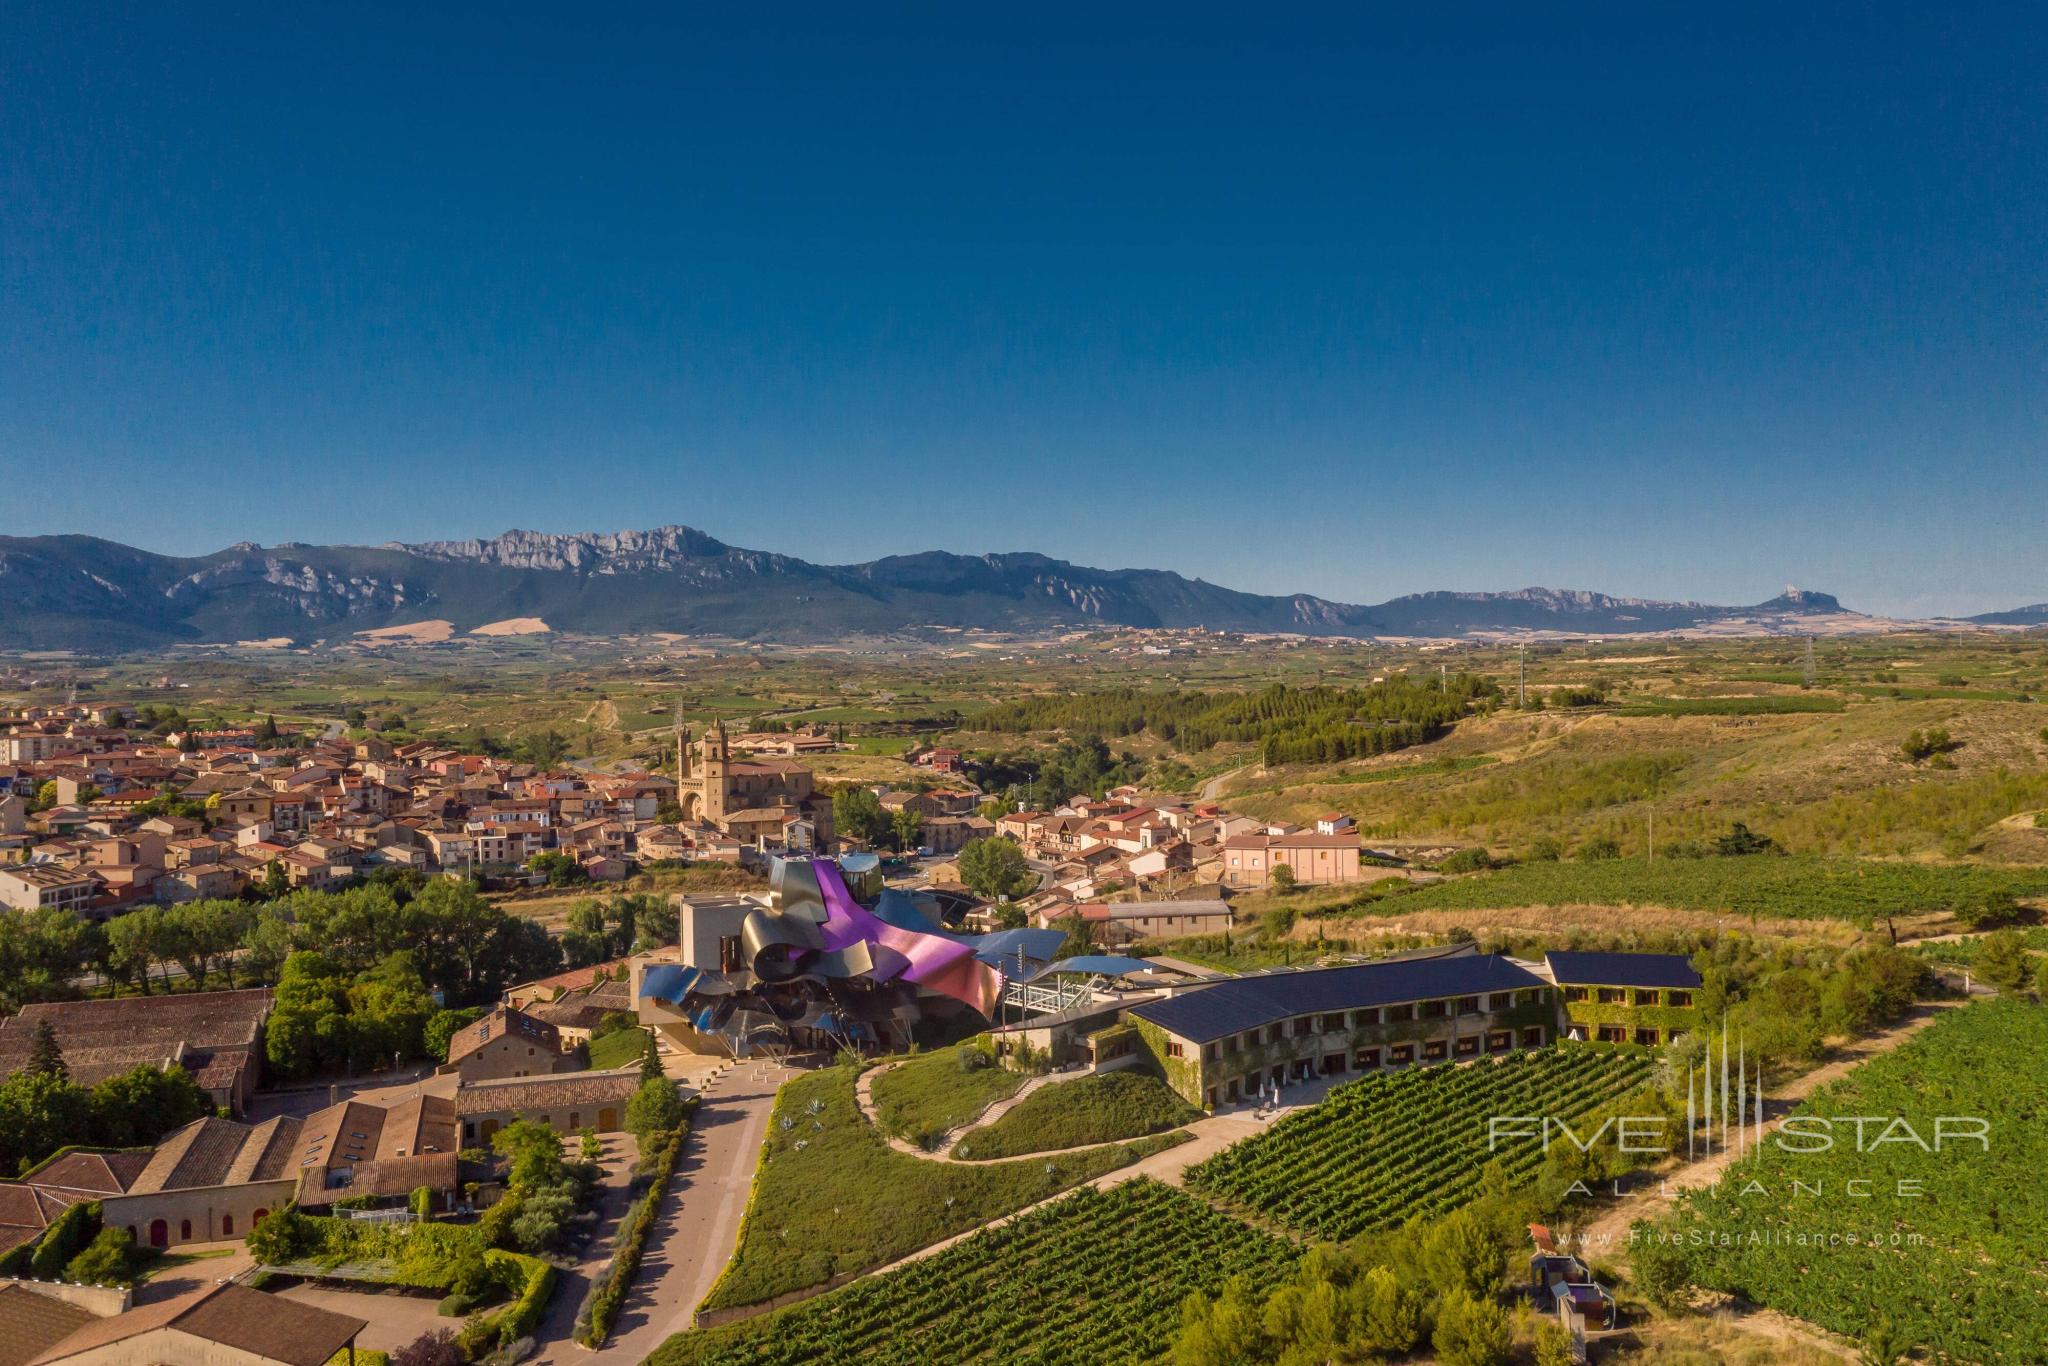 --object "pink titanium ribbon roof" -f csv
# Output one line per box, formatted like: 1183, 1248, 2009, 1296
814, 859, 1007, 1016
